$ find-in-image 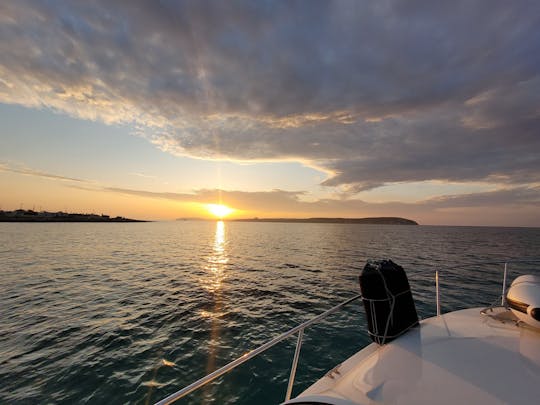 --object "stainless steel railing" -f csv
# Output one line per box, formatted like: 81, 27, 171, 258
154, 294, 362, 405
432, 259, 540, 317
